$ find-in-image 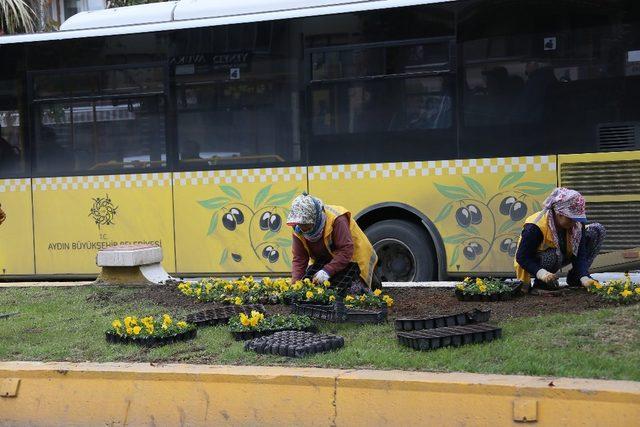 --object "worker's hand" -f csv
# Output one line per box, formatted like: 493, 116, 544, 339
312, 269, 330, 285
580, 276, 599, 288
536, 269, 558, 284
